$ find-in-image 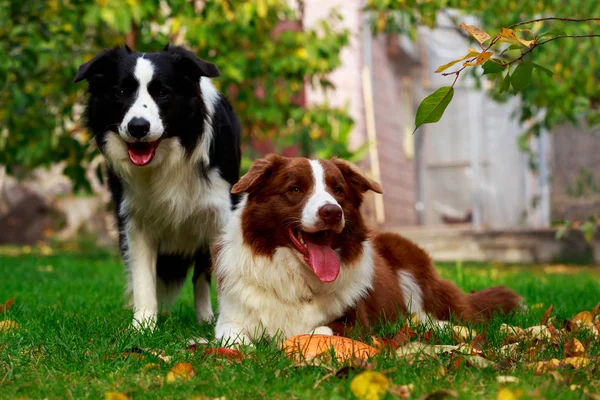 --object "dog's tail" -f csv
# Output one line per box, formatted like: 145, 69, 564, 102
428, 279, 523, 323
